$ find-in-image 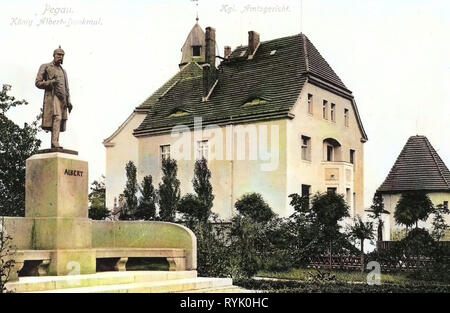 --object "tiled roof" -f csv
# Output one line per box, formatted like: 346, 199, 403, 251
378, 136, 450, 193
134, 33, 364, 138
